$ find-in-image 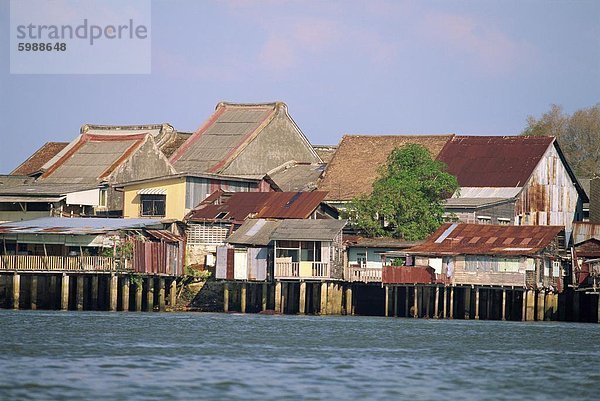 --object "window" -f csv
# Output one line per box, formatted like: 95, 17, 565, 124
141, 194, 166, 217
477, 215, 491, 224
98, 188, 107, 208
497, 217, 511, 225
